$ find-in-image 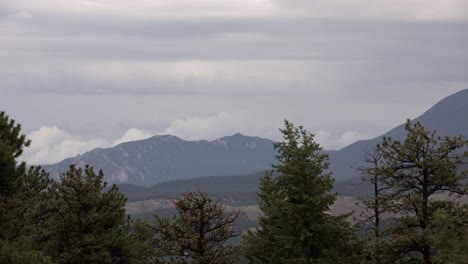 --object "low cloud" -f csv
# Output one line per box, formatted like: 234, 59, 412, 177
20, 118, 370, 165
162, 112, 249, 140
113, 128, 153, 146
314, 130, 368, 150
22, 127, 154, 165
22, 126, 108, 165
